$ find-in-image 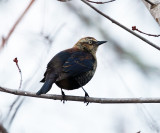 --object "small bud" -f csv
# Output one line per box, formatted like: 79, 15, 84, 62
13, 57, 18, 64
132, 26, 137, 31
